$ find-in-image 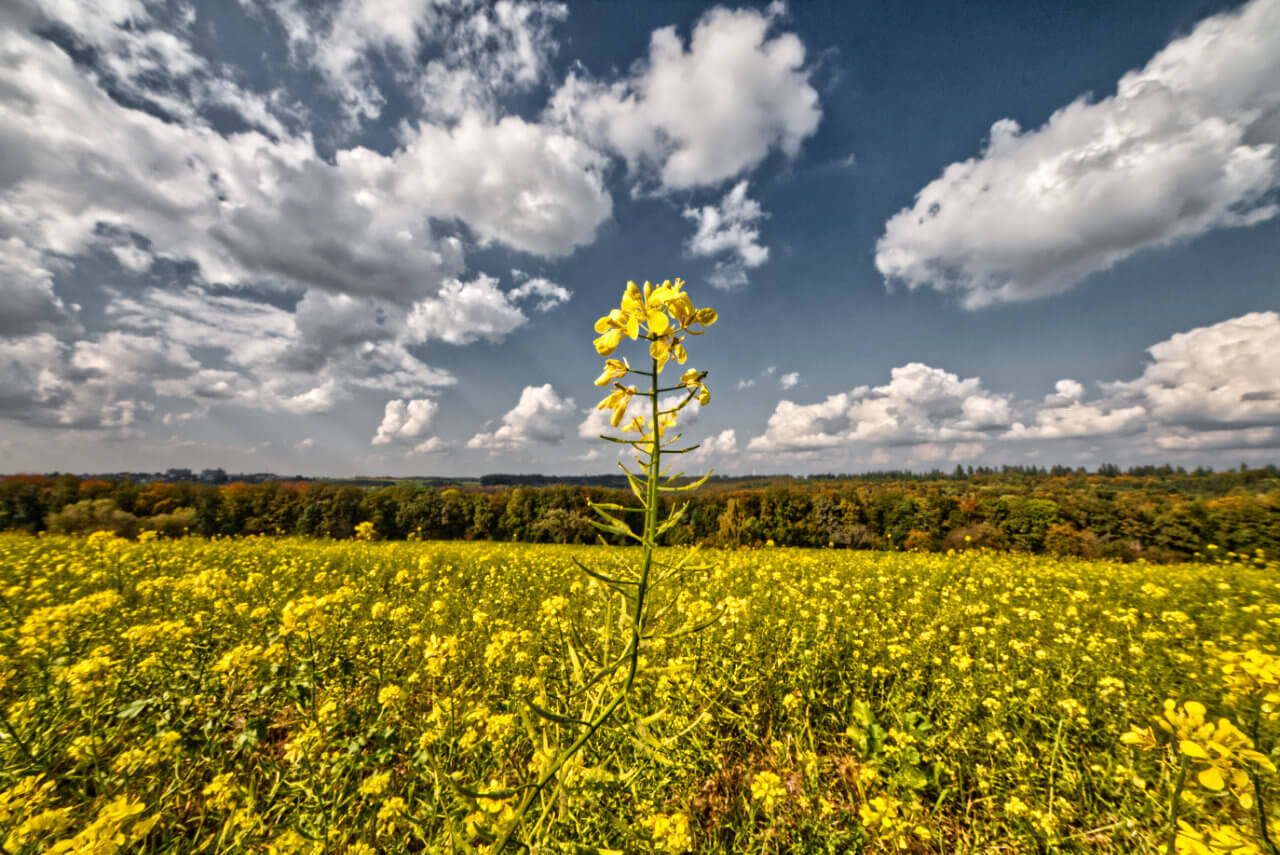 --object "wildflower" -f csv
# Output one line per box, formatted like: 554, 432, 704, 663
594, 358, 630, 386
751, 771, 787, 812
641, 812, 693, 853
597, 384, 639, 427
359, 772, 392, 797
